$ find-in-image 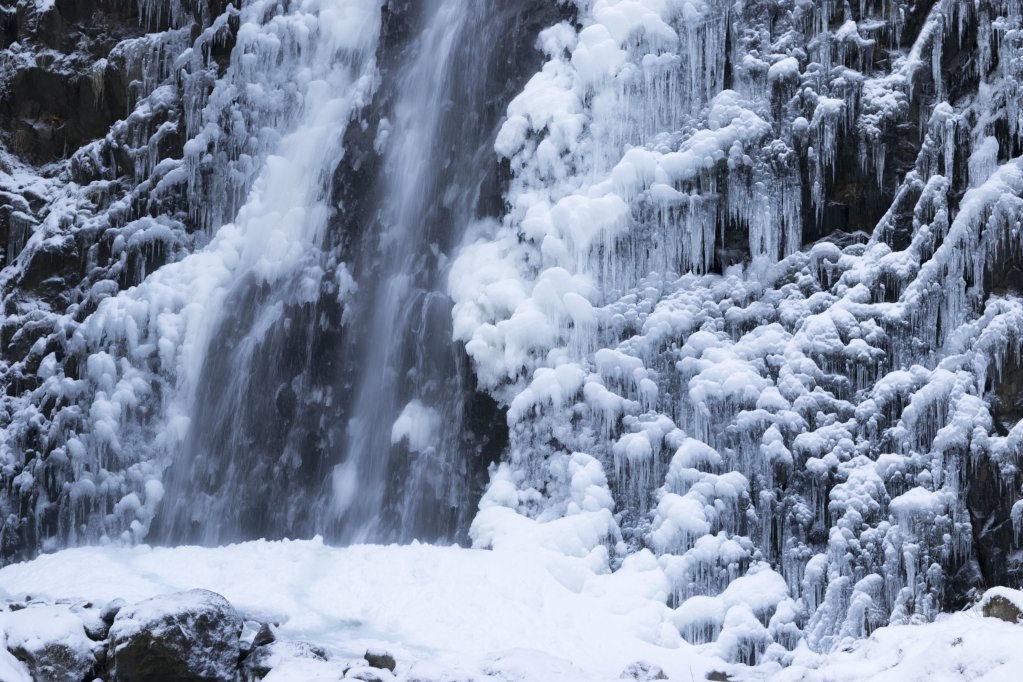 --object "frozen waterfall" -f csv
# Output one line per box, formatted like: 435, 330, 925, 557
150, 0, 552, 545
5, 0, 1023, 671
